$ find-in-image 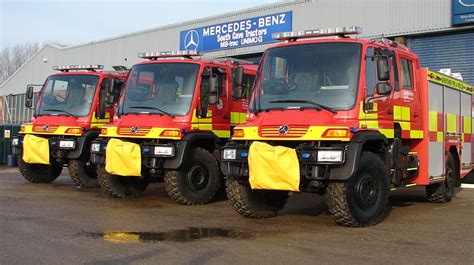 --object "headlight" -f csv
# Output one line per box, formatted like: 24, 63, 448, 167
317, 150, 343, 163
59, 140, 75, 149
91, 143, 101, 152
154, 146, 174, 157
223, 149, 237, 160
12, 138, 19, 146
